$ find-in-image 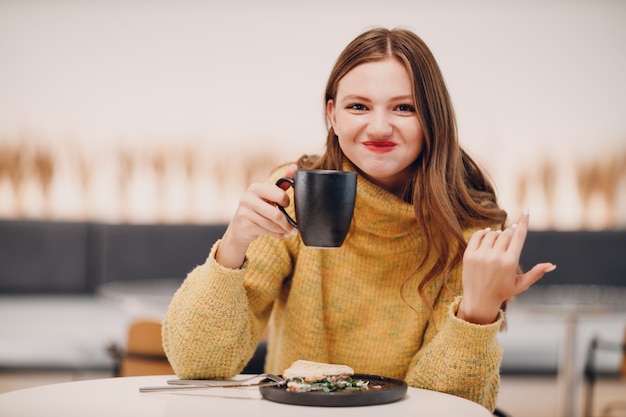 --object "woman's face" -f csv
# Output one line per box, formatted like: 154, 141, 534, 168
327, 58, 424, 196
